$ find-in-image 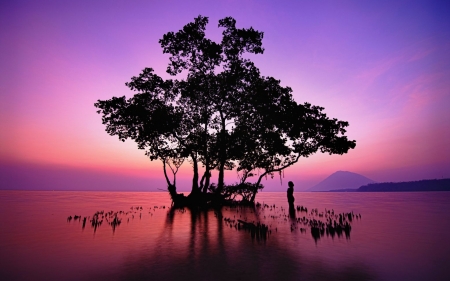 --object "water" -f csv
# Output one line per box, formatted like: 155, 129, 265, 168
1, 191, 449, 281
